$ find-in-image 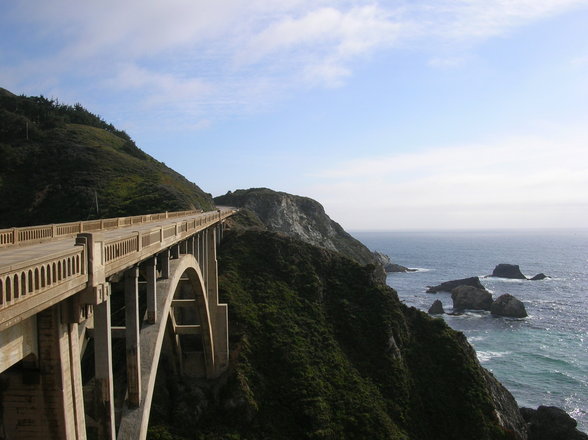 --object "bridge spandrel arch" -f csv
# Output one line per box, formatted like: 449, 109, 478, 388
117, 252, 228, 440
